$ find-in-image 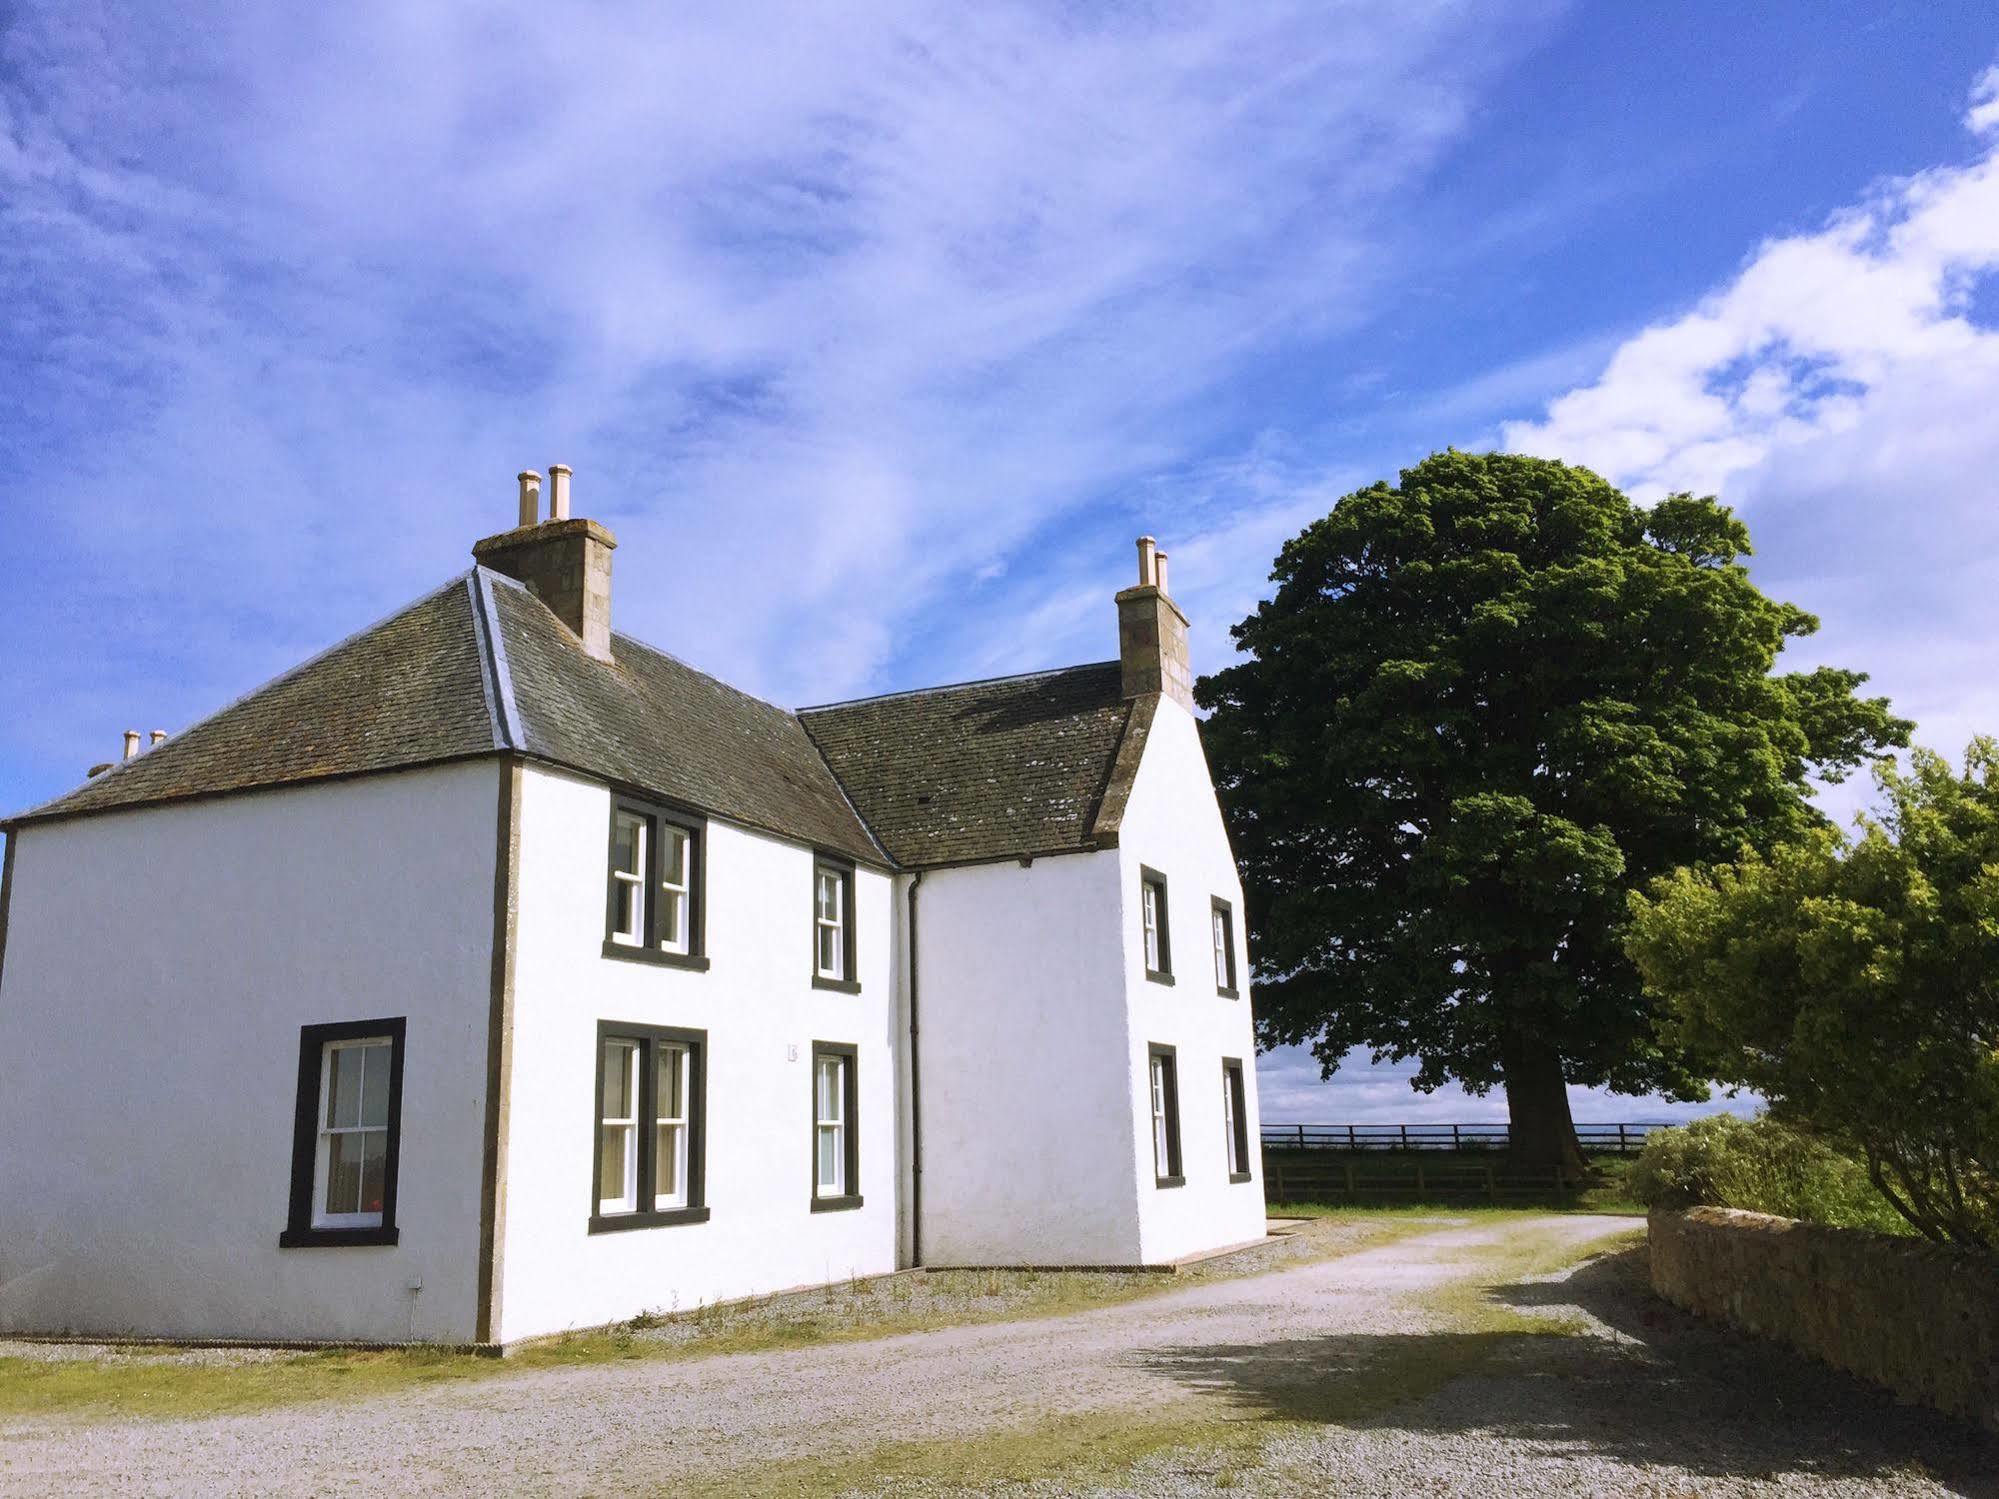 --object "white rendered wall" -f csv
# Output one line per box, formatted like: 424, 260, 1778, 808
1115, 699, 1266, 1263
495, 765, 898, 1342
0, 763, 501, 1343
914, 851, 1140, 1265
